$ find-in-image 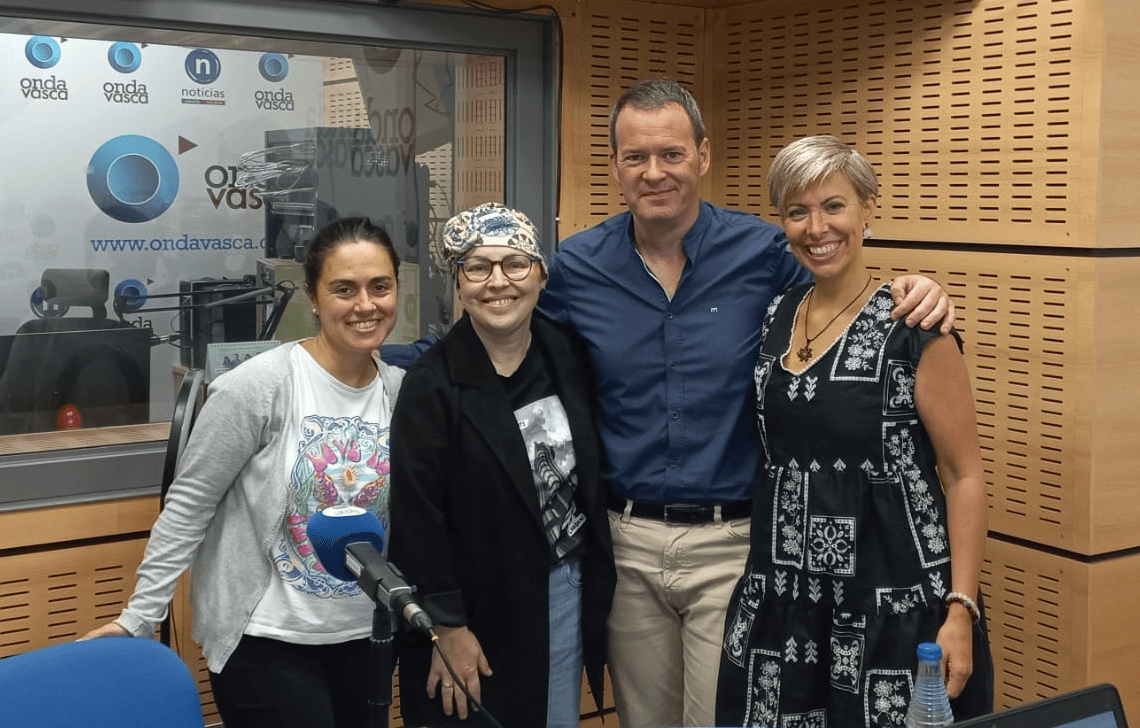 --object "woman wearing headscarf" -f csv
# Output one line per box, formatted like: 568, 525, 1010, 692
389, 203, 616, 728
